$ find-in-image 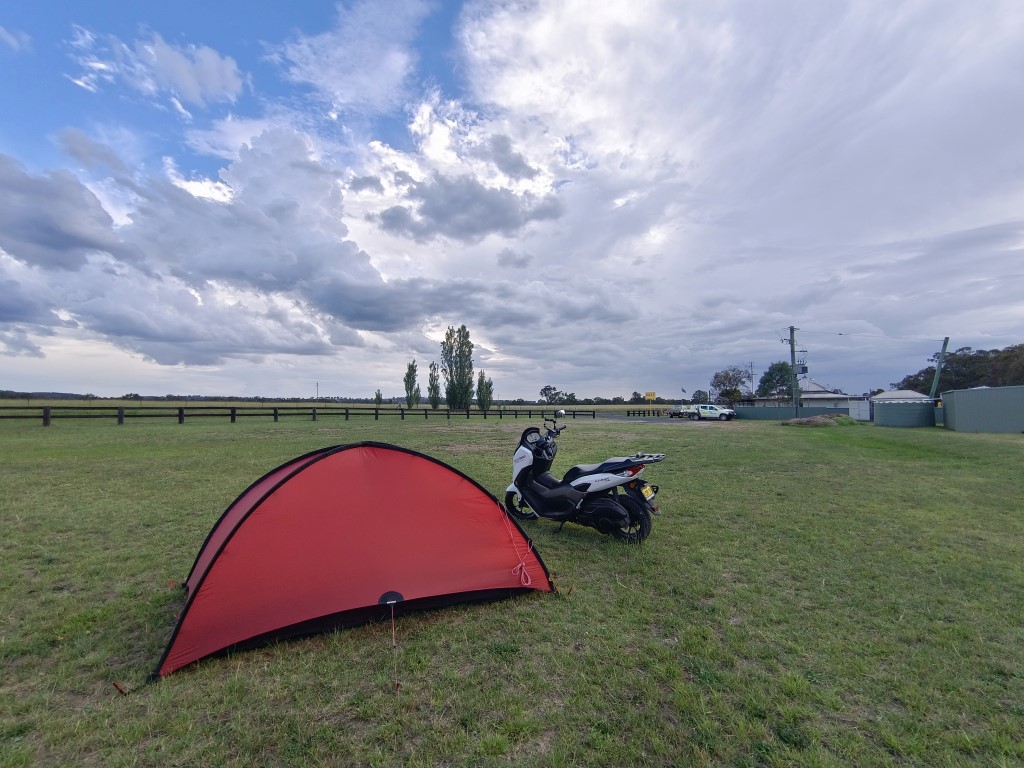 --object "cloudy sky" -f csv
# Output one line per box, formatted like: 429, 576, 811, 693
1, 1, 1022, 400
